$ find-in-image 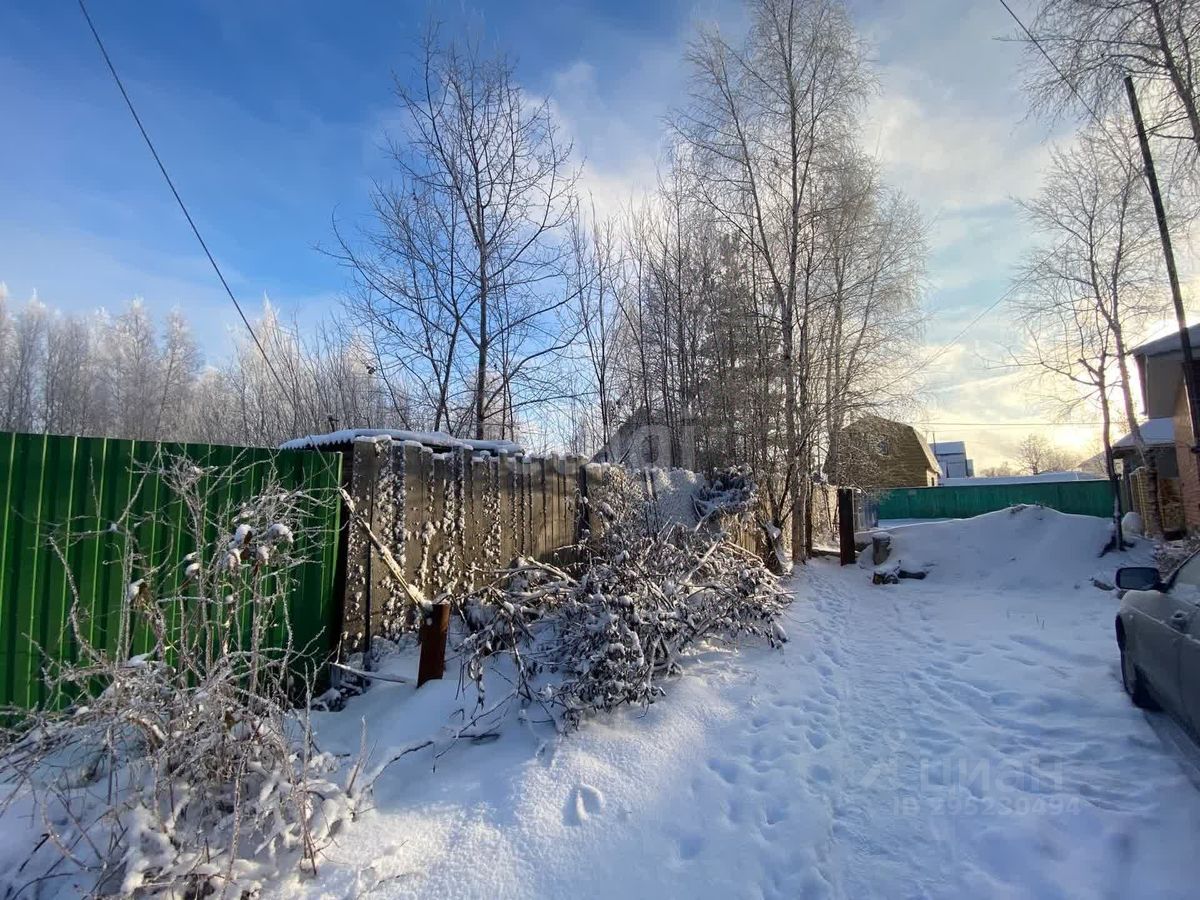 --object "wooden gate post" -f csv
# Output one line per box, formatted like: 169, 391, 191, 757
417, 601, 451, 687
837, 488, 856, 566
